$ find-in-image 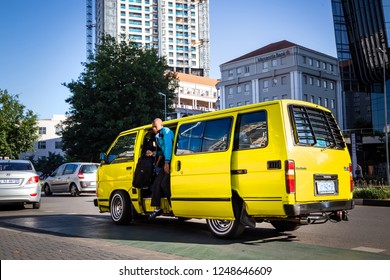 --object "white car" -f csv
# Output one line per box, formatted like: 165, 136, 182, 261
43, 162, 99, 196
0, 159, 41, 209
